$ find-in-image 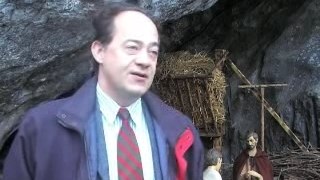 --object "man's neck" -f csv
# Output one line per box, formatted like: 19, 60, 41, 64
97, 79, 140, 107
248, 148, 257, 157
